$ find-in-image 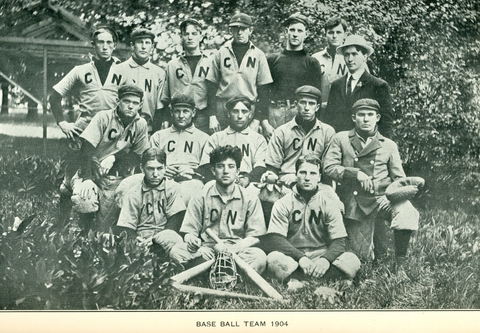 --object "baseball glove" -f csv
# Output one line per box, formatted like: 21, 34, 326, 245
209, 250, 238, 291
385, 176, 425, 203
